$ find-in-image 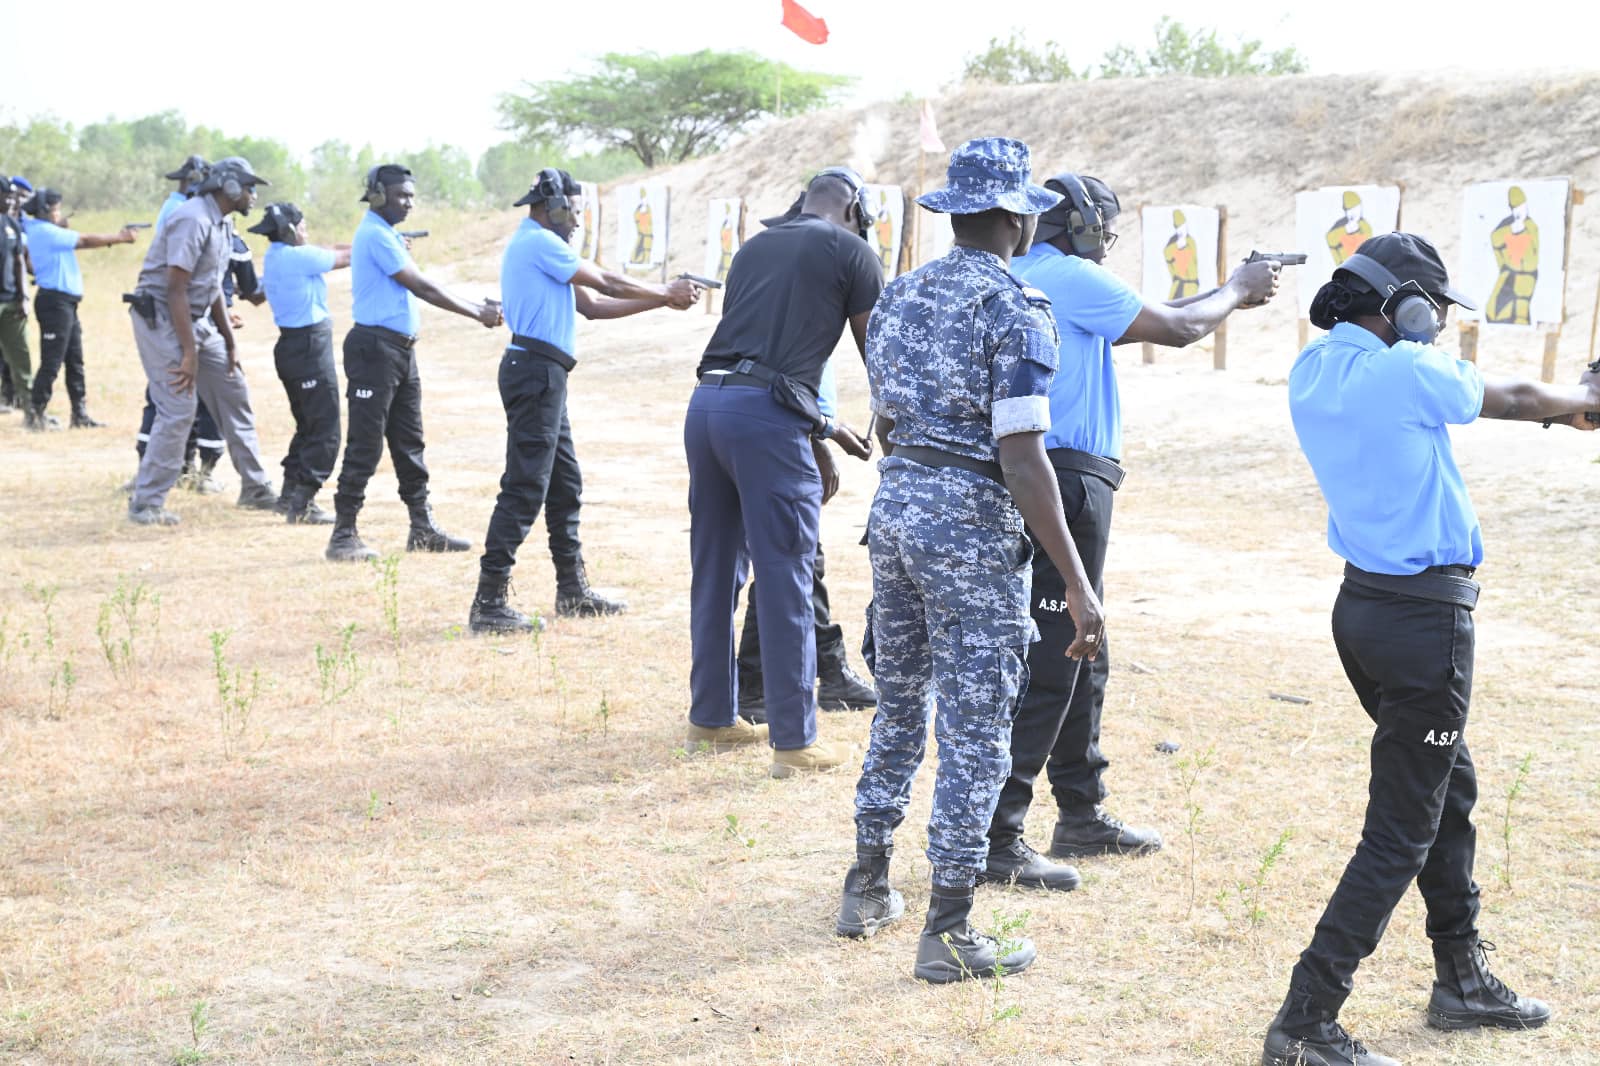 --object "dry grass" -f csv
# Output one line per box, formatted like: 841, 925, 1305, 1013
7, 79, 1600, 1061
